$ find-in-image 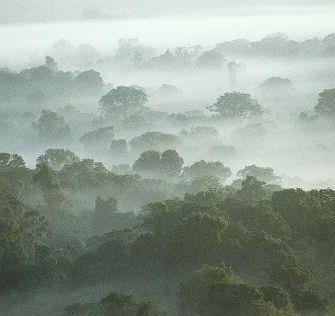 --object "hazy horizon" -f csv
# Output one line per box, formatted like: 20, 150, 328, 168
1, 0, 335, 24
1, 11, 335, 67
